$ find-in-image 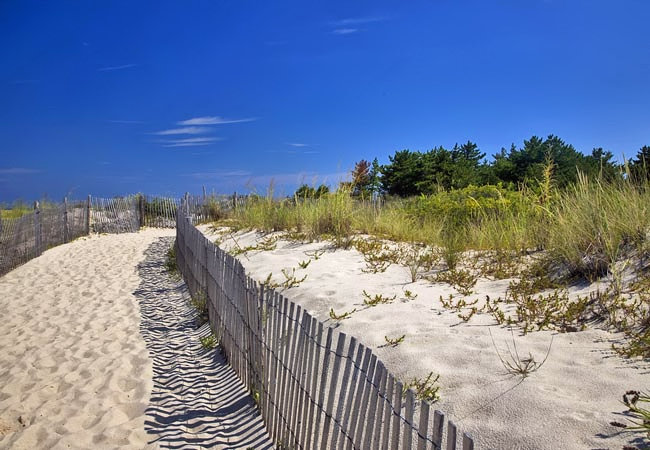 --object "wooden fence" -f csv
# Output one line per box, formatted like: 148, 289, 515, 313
0, 193, 244, 277
0, 199, 89, 276
175, 202, 475, 450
